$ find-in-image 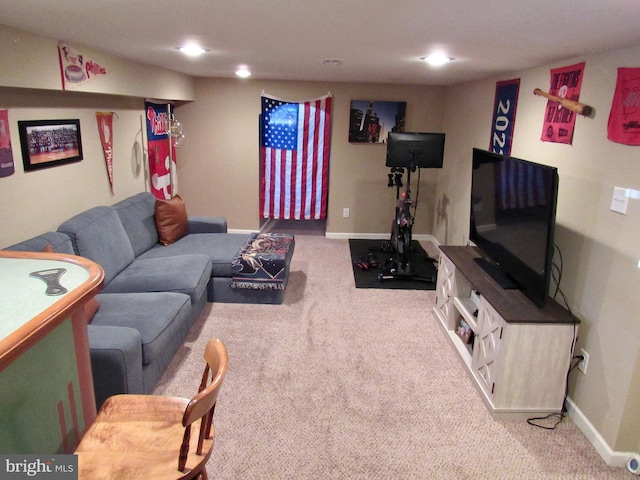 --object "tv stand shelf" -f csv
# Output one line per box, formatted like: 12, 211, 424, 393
434, 246, 578, 416
452, 297, 477, 331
